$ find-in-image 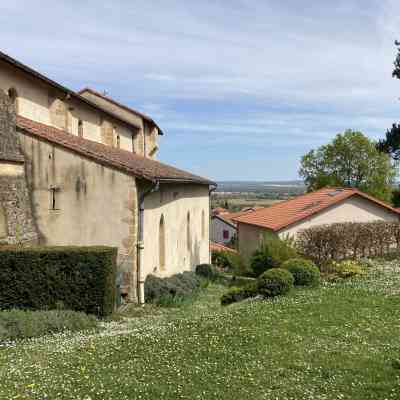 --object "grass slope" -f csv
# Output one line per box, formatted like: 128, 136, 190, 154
1, 261, 400, 399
